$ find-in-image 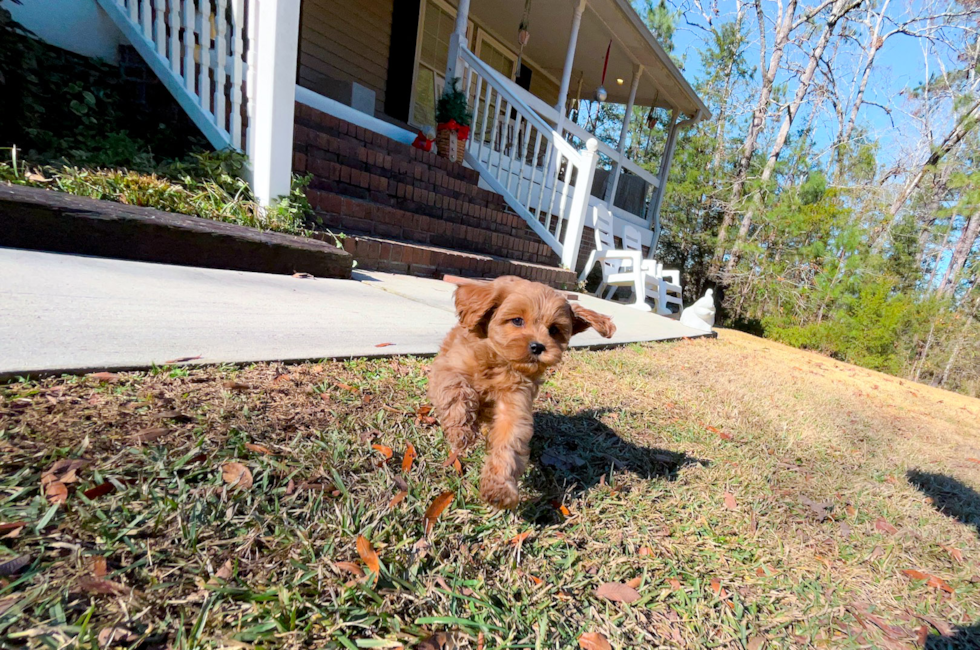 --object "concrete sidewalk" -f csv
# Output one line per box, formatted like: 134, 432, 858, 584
0, 247, 711, 378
